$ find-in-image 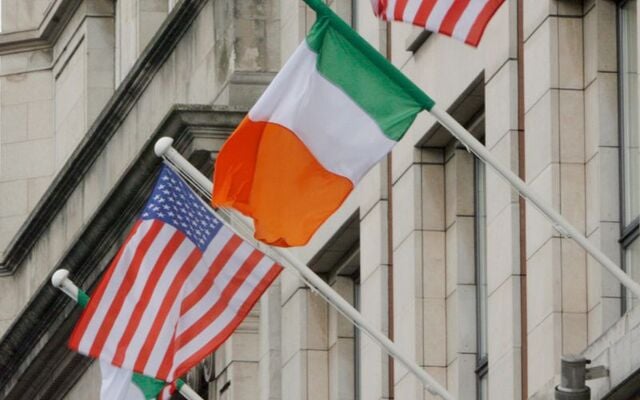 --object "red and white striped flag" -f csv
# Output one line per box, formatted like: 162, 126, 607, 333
70, 165, 282, 382
371, 0, 505, 46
